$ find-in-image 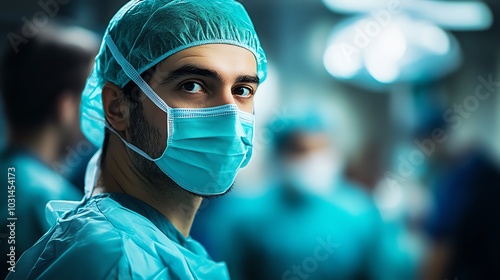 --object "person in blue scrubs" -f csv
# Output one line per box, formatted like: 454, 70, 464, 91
7, 0, 267, 279
0, 23, 96, 279
192, 109, 392, 280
